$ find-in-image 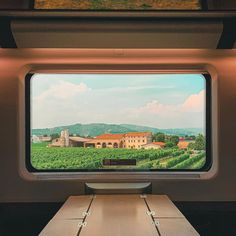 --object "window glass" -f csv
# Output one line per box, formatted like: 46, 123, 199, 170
28, 73, 209, 171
